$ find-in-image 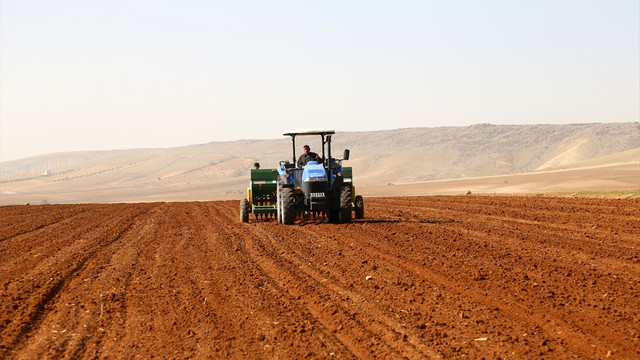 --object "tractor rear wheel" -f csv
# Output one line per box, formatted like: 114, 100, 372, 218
240, 199, 250, 223
355, 195, 364, 219
339, 186, 352, 223
281, 187, 295, 225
